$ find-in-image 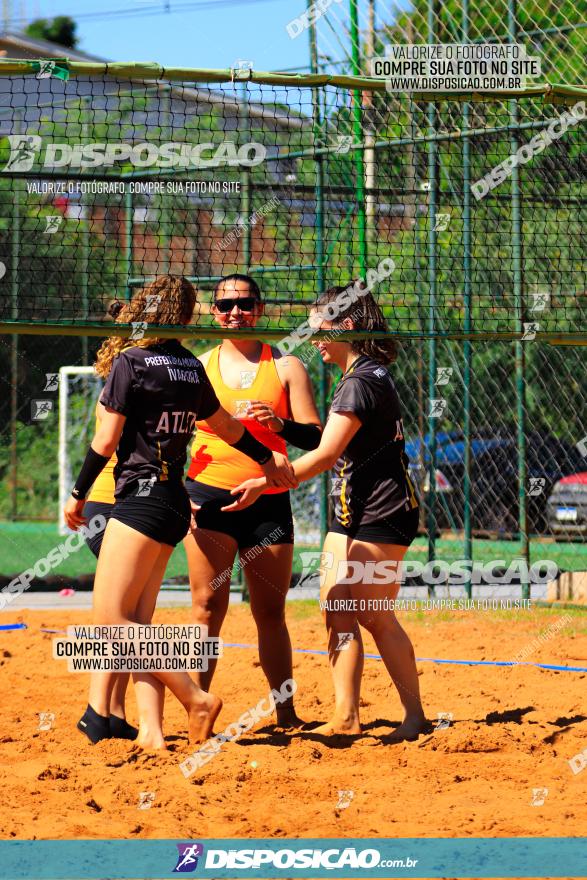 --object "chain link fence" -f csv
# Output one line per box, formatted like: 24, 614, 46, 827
0, 0, 585, 588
